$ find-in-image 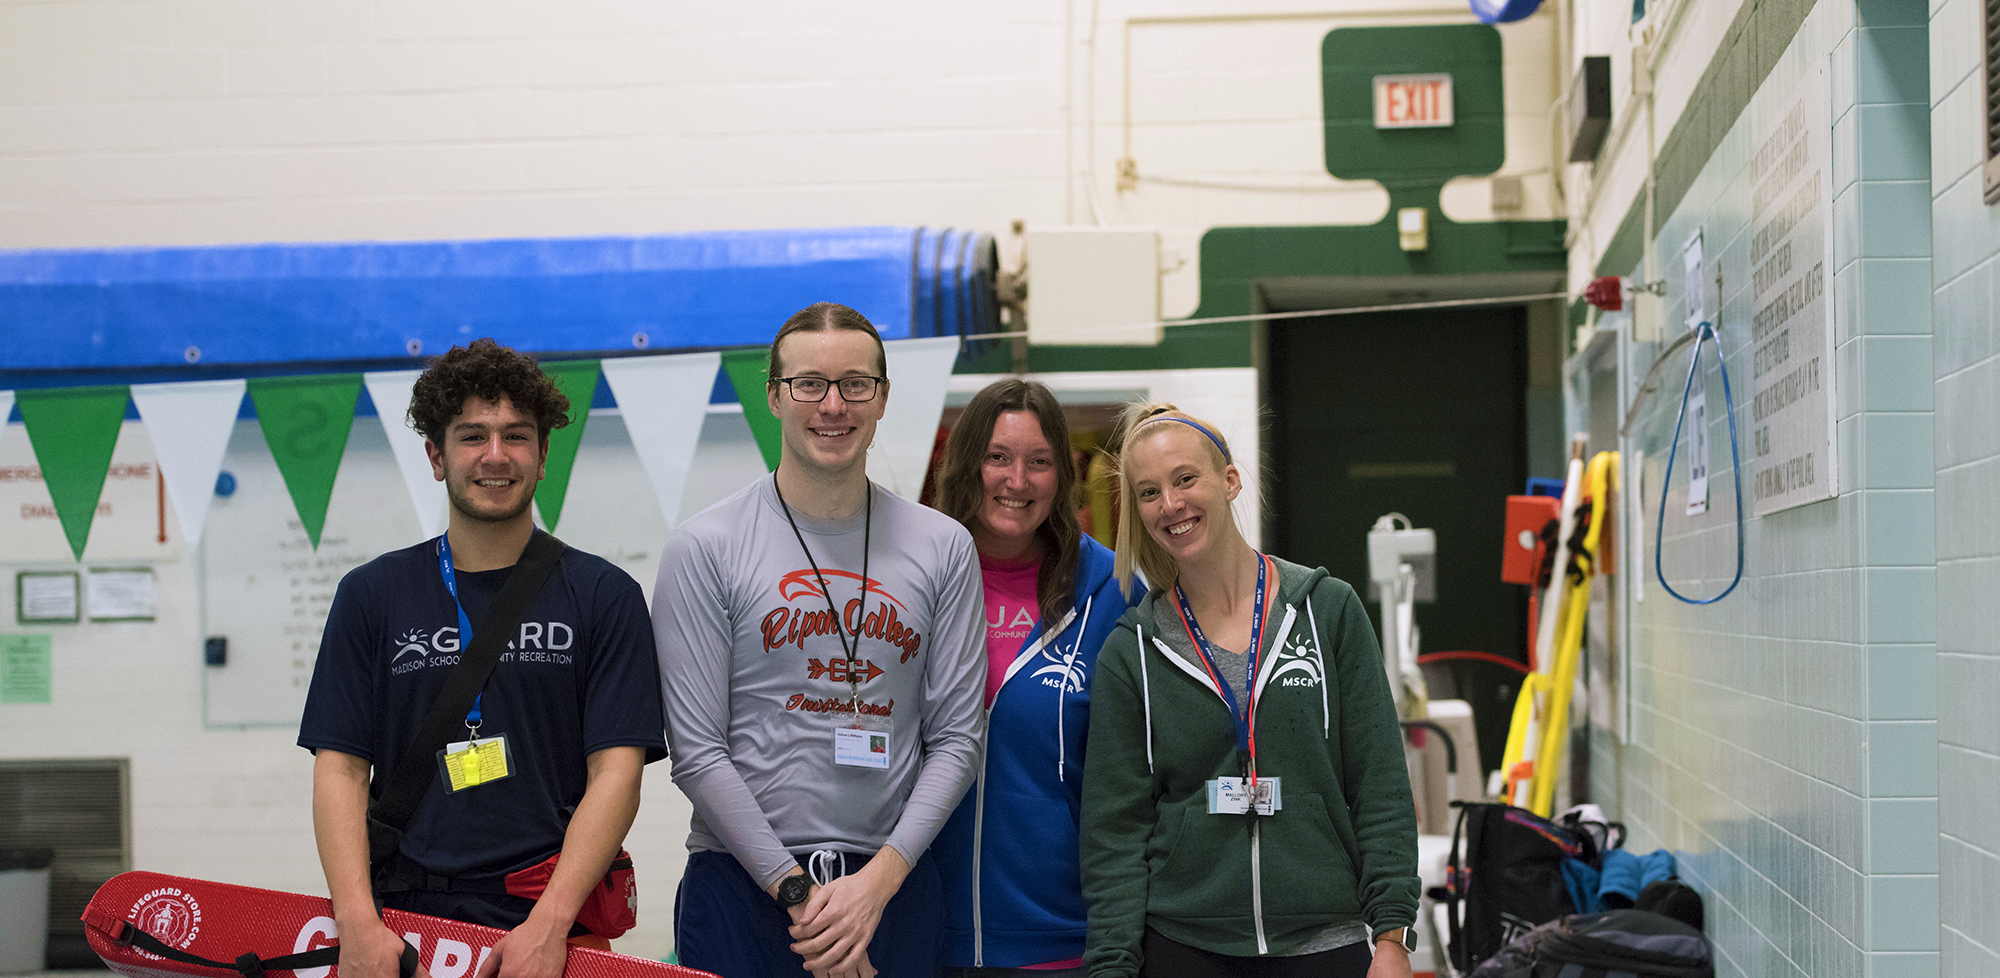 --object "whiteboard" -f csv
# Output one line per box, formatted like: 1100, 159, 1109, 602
200, 417, 416, 727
